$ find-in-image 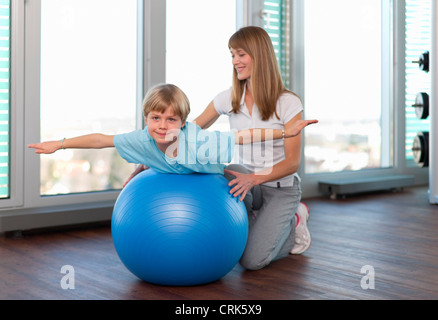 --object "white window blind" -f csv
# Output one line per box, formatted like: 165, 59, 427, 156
0, 0, 10, 199
263, 0, 290, 87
